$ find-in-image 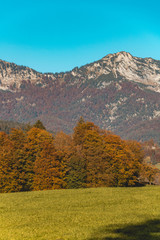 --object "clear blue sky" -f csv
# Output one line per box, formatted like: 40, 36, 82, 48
0, 0, 160, 73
